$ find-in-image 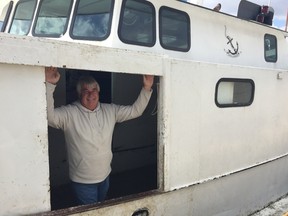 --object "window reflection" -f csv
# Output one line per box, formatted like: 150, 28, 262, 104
159, 6, 190, 52
9, 0, 37, 35
264, 34, 277, 62
72, 14, 109, 38
33, 0, 72, 37
216, 79, 254, 108
71, 0, 114, 40
118, 0, 156, 46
